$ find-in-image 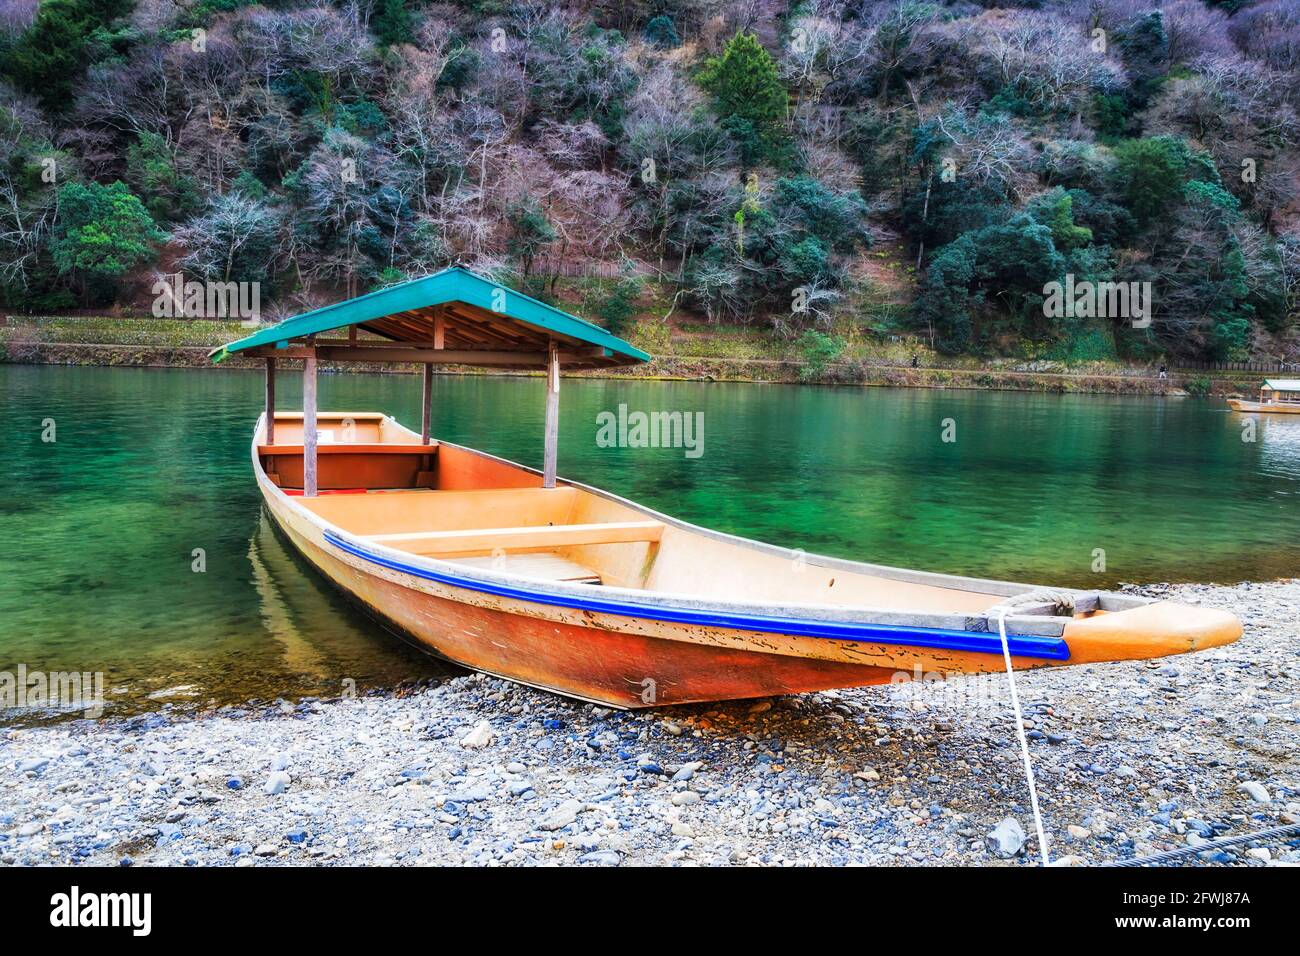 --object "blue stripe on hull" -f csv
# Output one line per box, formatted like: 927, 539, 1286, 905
322, 531, 1070, 661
